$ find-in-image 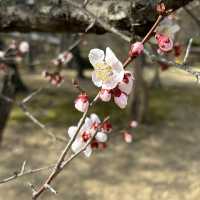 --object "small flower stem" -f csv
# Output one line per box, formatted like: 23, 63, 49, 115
141, 15, 163, 44
123, 15, 163, 69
